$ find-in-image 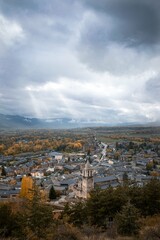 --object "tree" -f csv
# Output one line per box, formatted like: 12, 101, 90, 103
63, 201, 87, 227
115, 202, 140, 236
146, 162, 153, 172
49, 185, 57, 200
1, 165, 7, 176
0, 144, 5, 154
86, 187, 128, 227
0, 204, 20, 238
142, 178, 160, 216
123, 172, 129, 186
21, 185, 54, 239
19, 174, 34, 200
